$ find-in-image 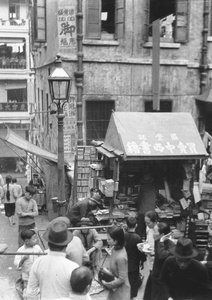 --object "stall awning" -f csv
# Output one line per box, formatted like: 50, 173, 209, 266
101, 112, 208, 160
0, 128, 58, 163
196, 80, 212, 103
